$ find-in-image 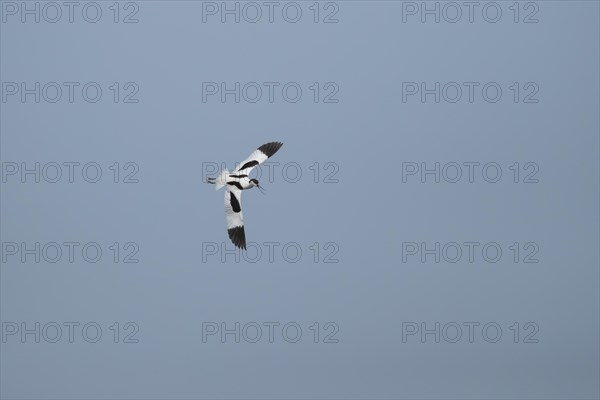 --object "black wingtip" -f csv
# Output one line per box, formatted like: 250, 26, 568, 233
227, 226, 246, 250
258, 142, 283, 158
